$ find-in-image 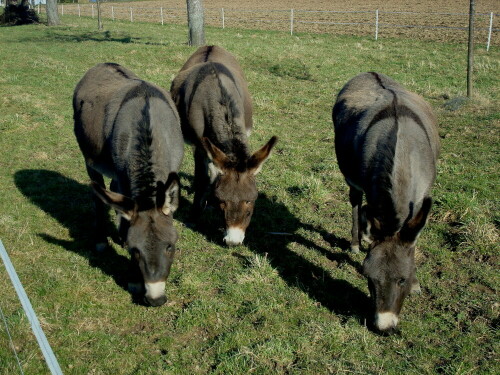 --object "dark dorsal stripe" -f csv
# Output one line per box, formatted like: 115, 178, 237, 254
364, 78, 400, 235
106, 62, 133, 79
202, 45, 214, 62
187, 62, 237, 112
131, 96, 156, 209
368, 72, 431, 145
